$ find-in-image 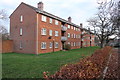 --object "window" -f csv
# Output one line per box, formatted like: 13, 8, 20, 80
68, 33, 70, 38
49, 42, 52, 48
74, 27, 76, 30
55, 31, 59, 36
55, 20, 58, 25
41, 42, 46, 49
49, 18, 52, 23
71, 42, 73, 46
74, 42, 76, 46
49, 30, 52, 36
74, 34, 75, 38
41, 28, 46, 35
20, 28, 22, 36
20, 15, 23, 22
71, 34, 73, 38
76, 28, 77, 31
68, 25, 70, 29
68, 42, 70, 45
76, 35, 77, 38
41, 15, 46, 22
20, 41, 22, 49
55, 42, 58, 48
71, 26, 73, 29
